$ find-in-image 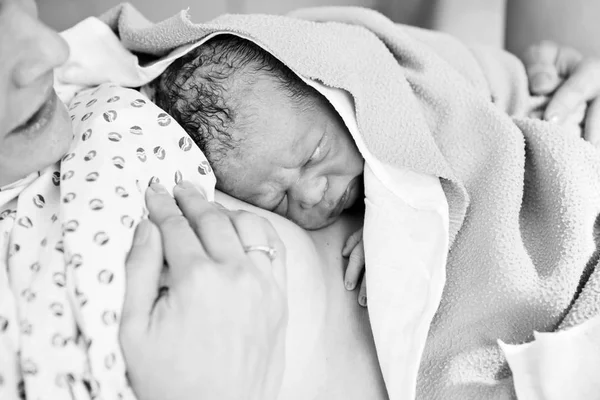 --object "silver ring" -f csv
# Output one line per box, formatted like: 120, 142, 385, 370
243, 245, 277, 261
